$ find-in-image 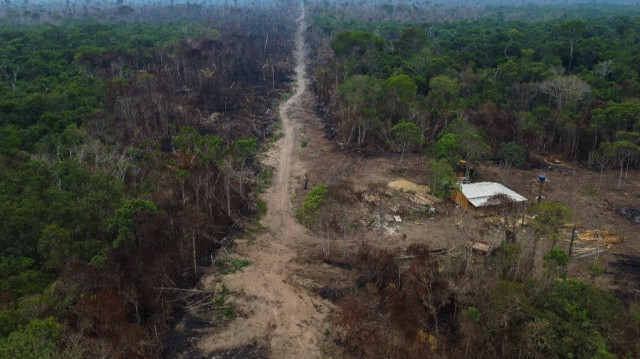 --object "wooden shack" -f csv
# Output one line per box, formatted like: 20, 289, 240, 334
451, 182, 527, 210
